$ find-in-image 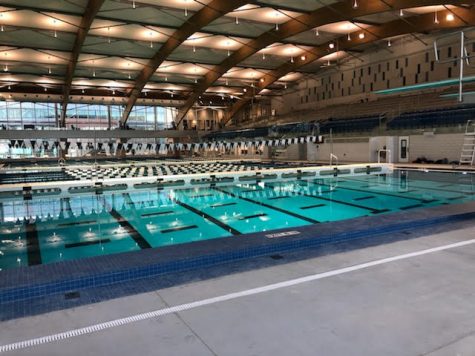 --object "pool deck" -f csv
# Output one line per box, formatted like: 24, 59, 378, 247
0, 218, 474, 355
